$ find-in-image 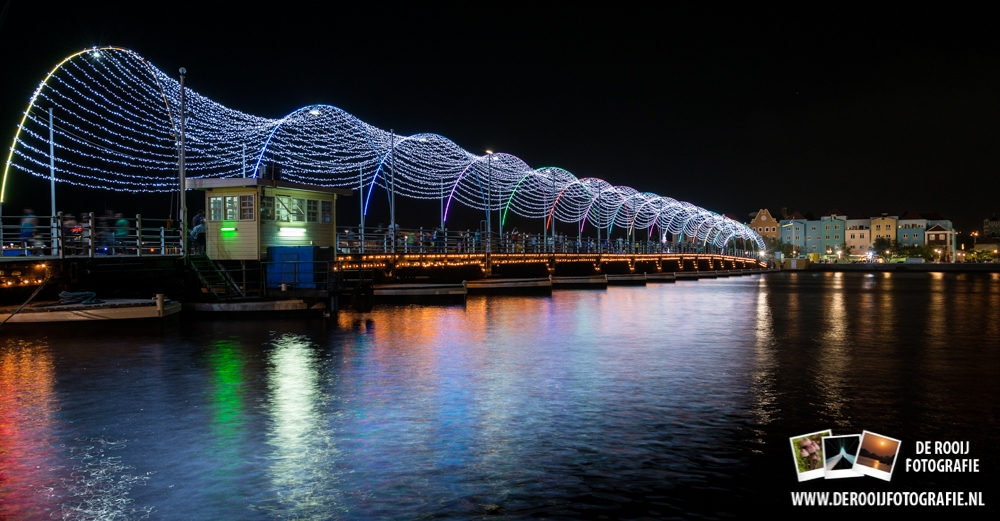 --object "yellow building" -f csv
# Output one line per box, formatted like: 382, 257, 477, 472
749, 209, 780, 240
189, 178, 351, 261
870, 212, 897, 245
